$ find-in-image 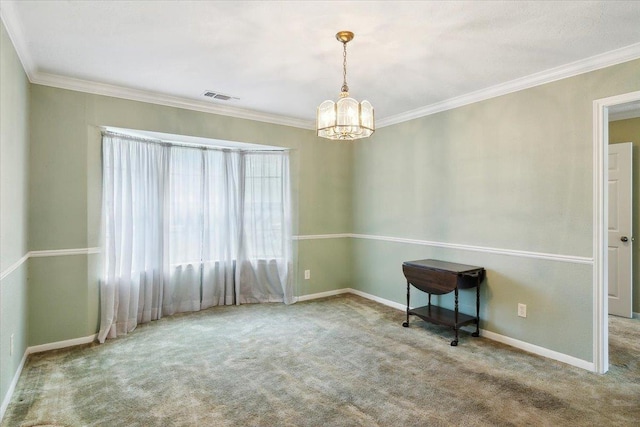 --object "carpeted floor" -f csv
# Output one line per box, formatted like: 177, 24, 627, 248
2, 294, 639, 426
